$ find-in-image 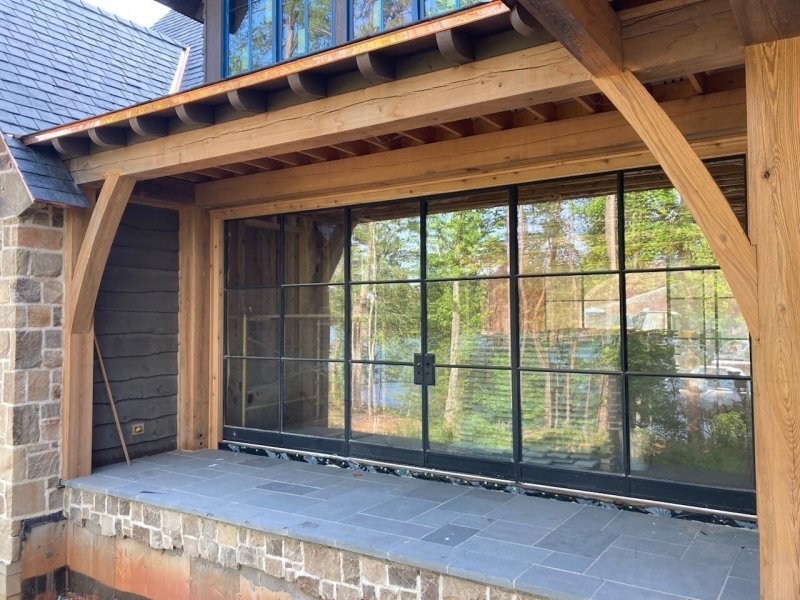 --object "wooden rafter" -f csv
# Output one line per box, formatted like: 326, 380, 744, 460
593, 70, 758, 335
515, 0, 622, 76
67, 172, 136, 335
